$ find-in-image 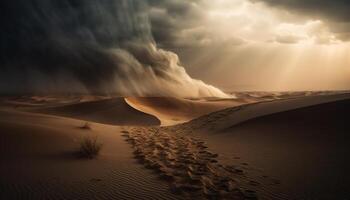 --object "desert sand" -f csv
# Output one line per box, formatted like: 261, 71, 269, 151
1, 91, 349, 199
0, 108, 179, 199
124, 91, 321, 126
125, 97, 244, 126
